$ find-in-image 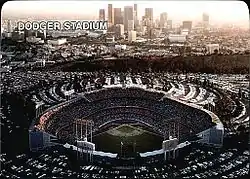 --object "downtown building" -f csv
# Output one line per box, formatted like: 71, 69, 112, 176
128, 30, 136, 42
202, 13, 209, 28
108, 23, 124, 37
108, 4, 114, 26
124, 6, 134, 32
128, 20, 134, 31
99, 9, 105, 21
145, 8, 153, 27
167, 20, 173, 29
134, 4, 138, 29
160, 12, 168, 28
114, 24, 124, 37
144, 8, 153, 39
182, 21, 192, 32
114, 8, 123, 25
